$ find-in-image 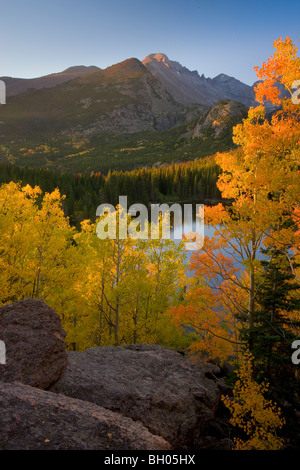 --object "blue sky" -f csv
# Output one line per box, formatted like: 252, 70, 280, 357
1, 0, 299, 85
